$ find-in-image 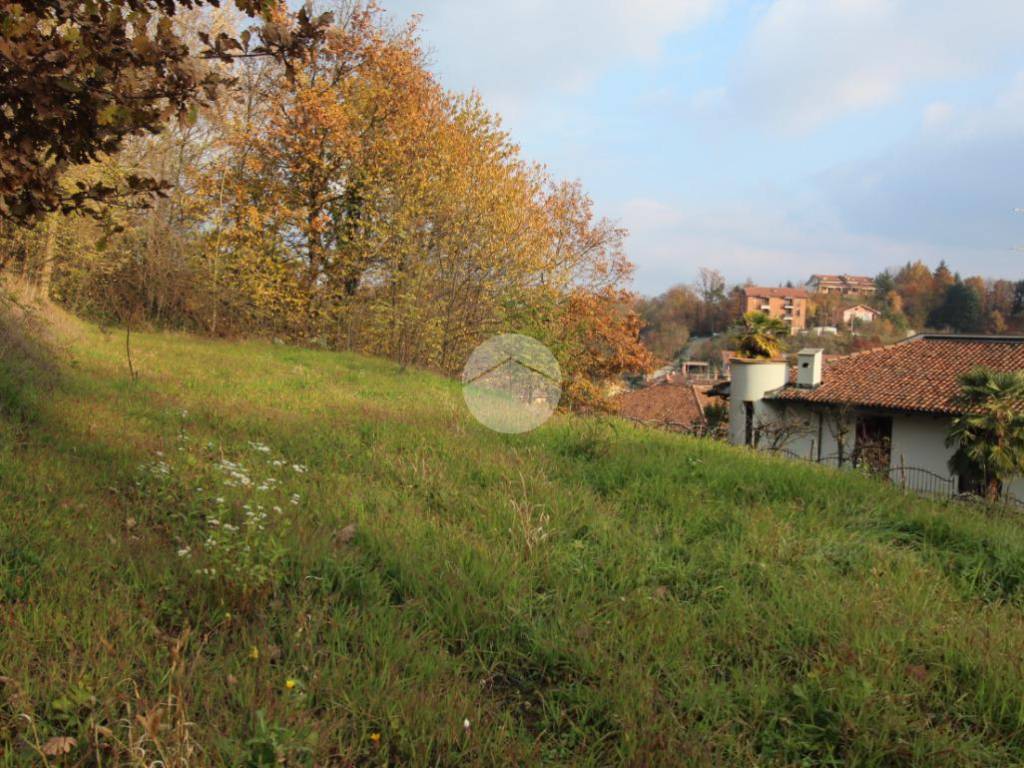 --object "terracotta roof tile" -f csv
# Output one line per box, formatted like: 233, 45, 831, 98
743, 286, 811, 299
809, 274, 875, 286
768, 335, 1024, 415
616, 381, 707, 429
